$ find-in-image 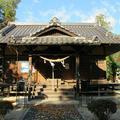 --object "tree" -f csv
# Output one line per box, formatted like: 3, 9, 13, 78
106, 56, 117, 81
0, 0, 20, 29
87, 99, 117, 120
0, 101, 13, 118
96, 14, 120, 81
96, 14, 111, 31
